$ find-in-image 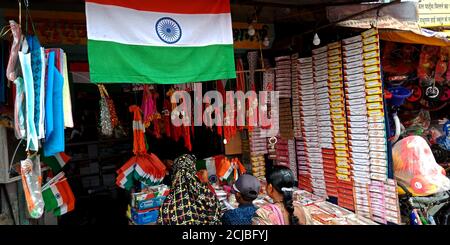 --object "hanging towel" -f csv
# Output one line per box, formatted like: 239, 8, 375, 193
26, 35, 46, 139
45, 51, 55, 140
19, 51, 39, 151
62, 52, 73, 128
44, 52, 65, 157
